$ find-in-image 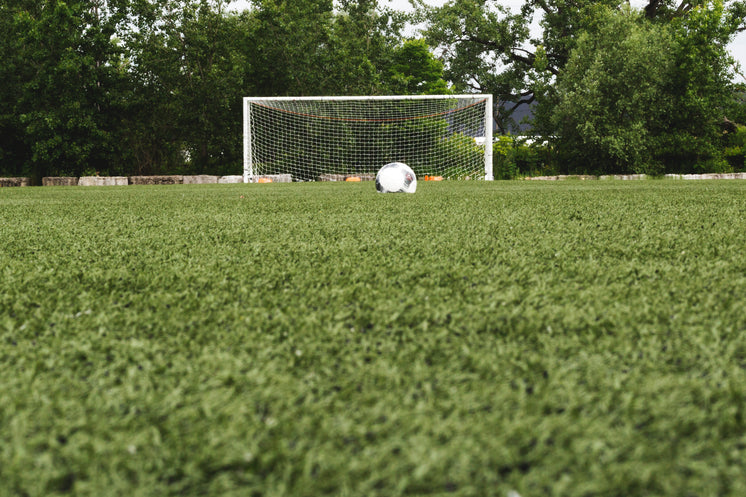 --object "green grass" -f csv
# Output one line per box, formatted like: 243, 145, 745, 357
1, 180, 746, 496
